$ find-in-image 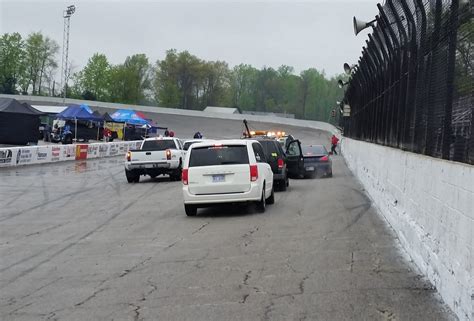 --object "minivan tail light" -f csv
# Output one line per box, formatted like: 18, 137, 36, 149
320, 155, 329, 162
126, 151, 131, 162
166, 149, 171, 160
182, 168, 189, 185
250, 165, 258, 181
277, 158, 284, 168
